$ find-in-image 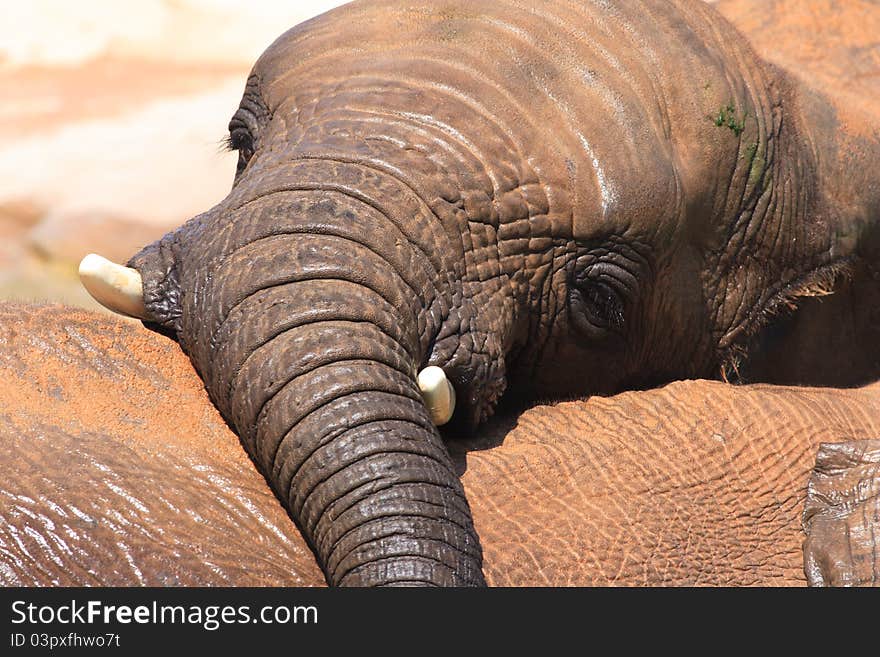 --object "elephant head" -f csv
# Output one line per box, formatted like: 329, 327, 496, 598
79, 0, 880, 586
